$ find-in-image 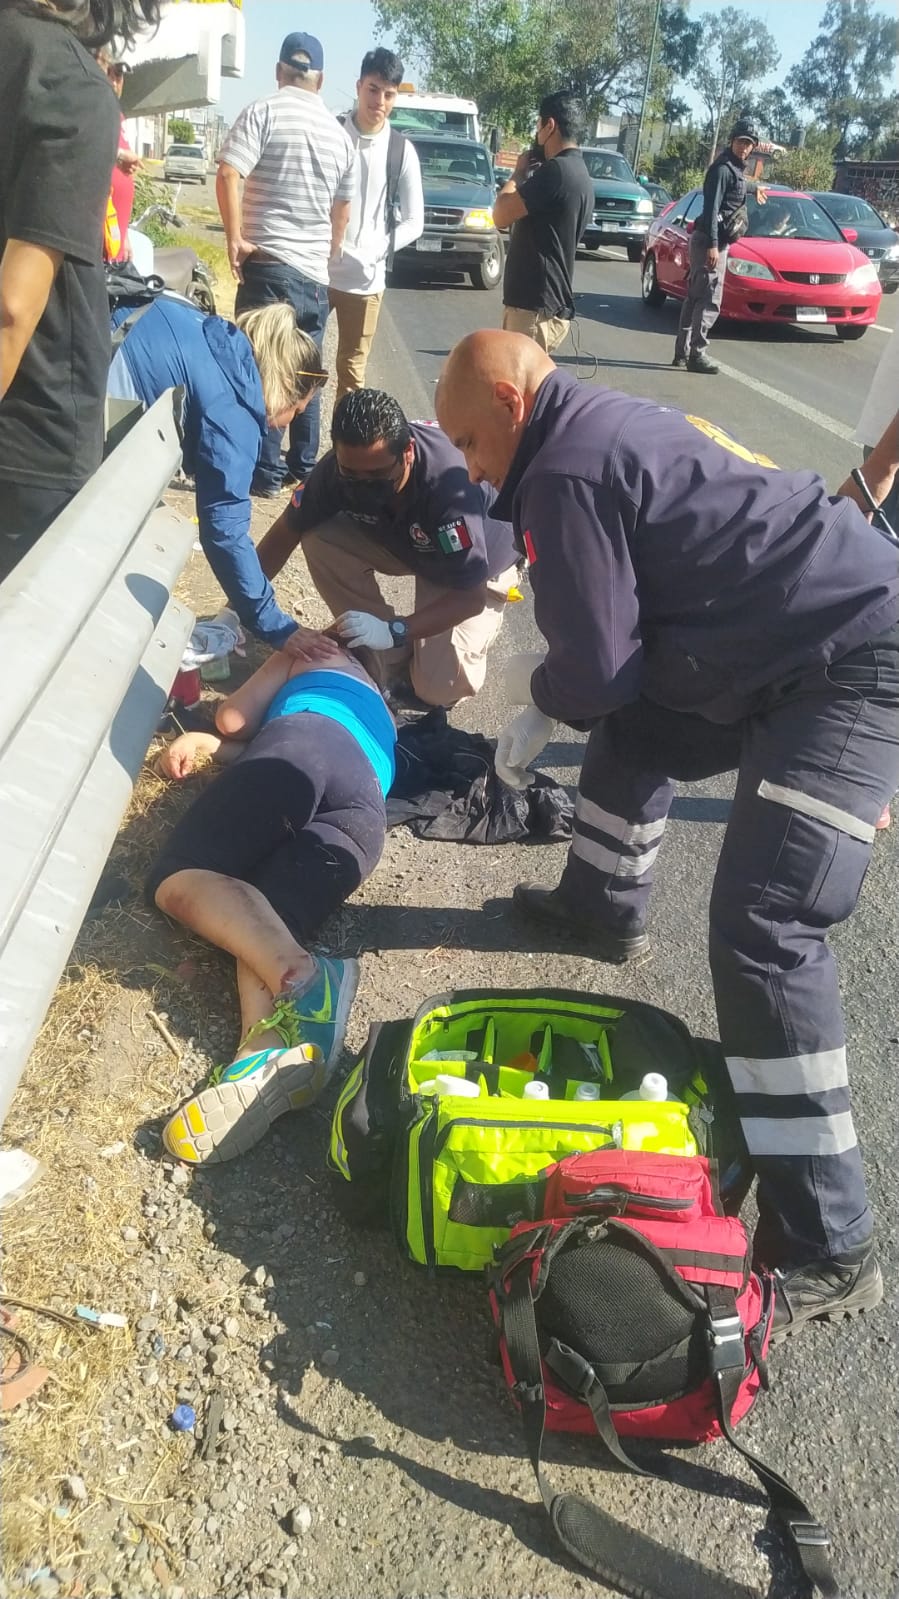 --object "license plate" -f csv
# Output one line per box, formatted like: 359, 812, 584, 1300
600, 221, 620, 231
795, 306, 827, 322
416, 237, 442, 252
